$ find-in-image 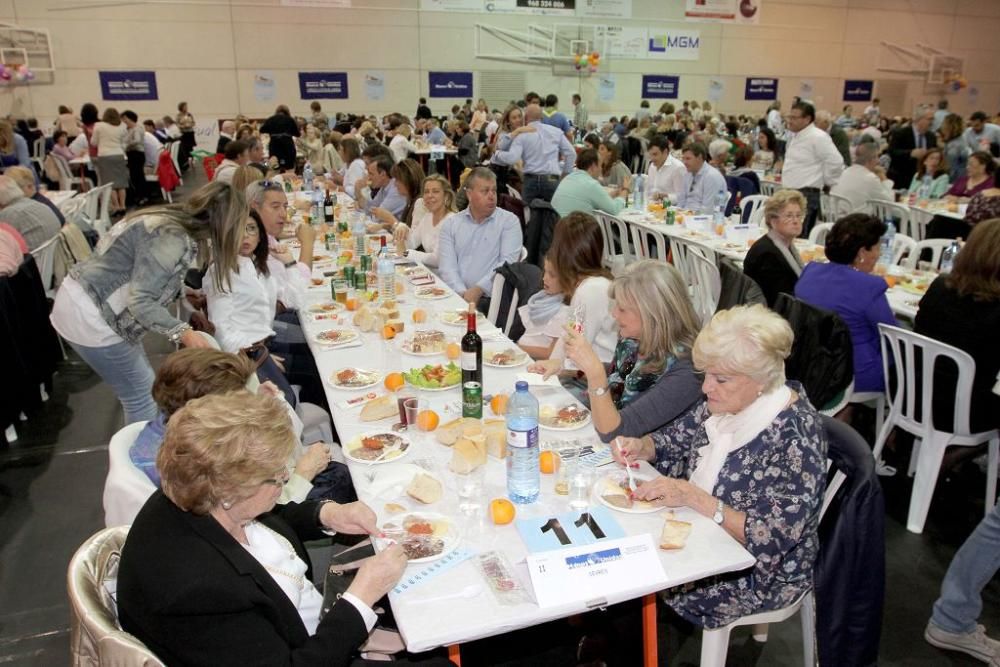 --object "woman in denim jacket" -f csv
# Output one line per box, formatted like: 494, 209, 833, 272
50, 181, 246, 424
